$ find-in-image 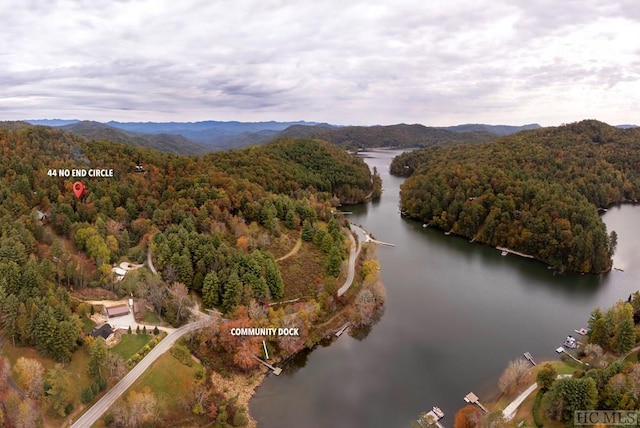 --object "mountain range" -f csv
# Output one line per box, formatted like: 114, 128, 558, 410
29, 119, 636, 155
